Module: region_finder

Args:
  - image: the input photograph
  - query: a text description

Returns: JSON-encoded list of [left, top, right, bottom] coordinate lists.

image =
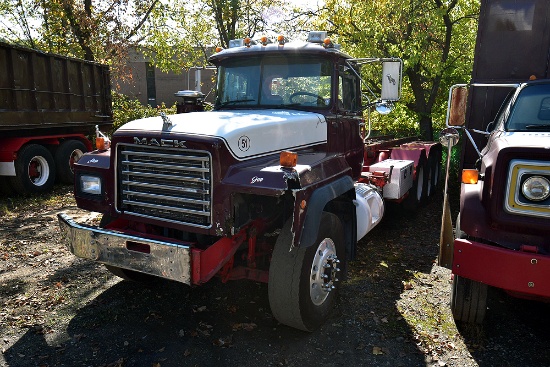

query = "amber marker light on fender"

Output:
[[462, 169, 479, 184], [280, 151, 297, 168]]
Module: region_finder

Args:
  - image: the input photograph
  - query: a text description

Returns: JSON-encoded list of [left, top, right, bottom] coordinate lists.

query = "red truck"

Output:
[[58, 31, 441, 331], [439, 0, 550, 323], [0, 42, 112, 195]]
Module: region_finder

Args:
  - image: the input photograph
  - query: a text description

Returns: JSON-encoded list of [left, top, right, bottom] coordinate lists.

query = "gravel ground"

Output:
[[1, 186, 550, 367]]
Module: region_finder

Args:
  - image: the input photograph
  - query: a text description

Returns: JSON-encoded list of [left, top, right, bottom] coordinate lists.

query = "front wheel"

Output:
[[268, 212, 345, 331], [451, 275, 488, 324]]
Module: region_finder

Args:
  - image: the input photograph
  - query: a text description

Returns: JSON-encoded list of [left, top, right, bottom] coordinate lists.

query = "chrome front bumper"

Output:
[[57, 213, 192, 284]]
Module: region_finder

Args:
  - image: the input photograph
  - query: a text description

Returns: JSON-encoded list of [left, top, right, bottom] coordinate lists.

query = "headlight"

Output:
[[522, 176, 550, 201], [80, 175, 102, 195]]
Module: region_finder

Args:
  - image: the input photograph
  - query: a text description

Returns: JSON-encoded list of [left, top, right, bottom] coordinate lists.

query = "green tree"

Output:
[[320, 0, 479, 140]]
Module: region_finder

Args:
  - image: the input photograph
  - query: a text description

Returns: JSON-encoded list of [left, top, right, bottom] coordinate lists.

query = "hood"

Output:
[[116, 110, 327, 160], [498, 131, 550, 149]]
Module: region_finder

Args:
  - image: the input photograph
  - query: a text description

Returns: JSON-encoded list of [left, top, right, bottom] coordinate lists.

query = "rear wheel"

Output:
[[9, 144, 56, 195], [268, 212, 345, 331], [55, 140, 87, 184]]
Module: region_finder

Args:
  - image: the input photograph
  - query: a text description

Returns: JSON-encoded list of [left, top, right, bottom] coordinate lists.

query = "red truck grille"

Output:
[[116, 144, 212, 227]]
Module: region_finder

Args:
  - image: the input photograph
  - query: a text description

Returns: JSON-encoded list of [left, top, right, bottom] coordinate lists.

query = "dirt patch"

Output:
[[1, 186, 550, 367]]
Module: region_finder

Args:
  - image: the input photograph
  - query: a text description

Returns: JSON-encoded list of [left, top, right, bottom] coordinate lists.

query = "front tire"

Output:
[[451, 275, 488, 324], [268, 212, 345, 331]]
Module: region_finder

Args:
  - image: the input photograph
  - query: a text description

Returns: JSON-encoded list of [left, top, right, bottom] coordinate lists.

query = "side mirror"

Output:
[[375, 102, 394, 115], [439, 127, 460, 147], [448, 86, 468, 126], [381, 61, 402, 101]]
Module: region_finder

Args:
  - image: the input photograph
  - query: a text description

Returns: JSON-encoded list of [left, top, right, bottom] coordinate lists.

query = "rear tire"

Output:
[[55, 140, 87, 184], [268, 212, 345, 331], [9, 144, 56, 195], [451, 275, 488, 324]]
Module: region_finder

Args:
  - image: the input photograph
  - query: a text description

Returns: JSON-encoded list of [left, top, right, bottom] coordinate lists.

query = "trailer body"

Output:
[[0, 42, 112, 194]]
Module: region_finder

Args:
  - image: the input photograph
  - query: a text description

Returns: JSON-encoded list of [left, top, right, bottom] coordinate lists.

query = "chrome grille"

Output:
[[117, 144, 212, 227]]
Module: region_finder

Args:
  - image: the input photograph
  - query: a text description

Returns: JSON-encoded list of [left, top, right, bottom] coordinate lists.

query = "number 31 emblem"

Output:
[[238, 135, 251, 152]]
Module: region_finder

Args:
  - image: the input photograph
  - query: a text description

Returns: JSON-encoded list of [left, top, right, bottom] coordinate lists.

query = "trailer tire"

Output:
[[9, 144, 56, 195], [402, 160, 428, 211], [451, 275, 488, 324], [55, 140, 87, 184], [268, 212, 344, 331], [100, 214, 156, 283], [427, 152, 441, 197]]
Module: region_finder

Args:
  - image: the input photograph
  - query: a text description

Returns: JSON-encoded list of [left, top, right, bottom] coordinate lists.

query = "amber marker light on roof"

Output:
[[244, 37, 251, 47], [216, 46, 223, 52], [462, 169, 479, 184], [95, 136, 106, 150], [260, 36, 268, 46], [280, 151, 297, 168], [323, 38, 332, 47], [277, 35, 285, 45]]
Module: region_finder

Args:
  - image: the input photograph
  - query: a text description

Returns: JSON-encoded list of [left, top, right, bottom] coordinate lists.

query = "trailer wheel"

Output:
[[55, 140, 87, 184], [100, 214, 156, 283], [402, 160, 428, 211], [268, 212, 344, 331], [451, 275, 488, 324], [9, 144, 56, 195], [427, 152, 441, 196]]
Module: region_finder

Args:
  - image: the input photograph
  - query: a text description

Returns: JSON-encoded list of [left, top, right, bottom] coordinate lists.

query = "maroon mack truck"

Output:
[[58, 31, 441, 331]]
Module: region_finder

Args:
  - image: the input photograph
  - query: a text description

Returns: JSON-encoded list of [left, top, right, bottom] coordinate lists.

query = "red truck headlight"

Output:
[[505, 159, 550, 218]]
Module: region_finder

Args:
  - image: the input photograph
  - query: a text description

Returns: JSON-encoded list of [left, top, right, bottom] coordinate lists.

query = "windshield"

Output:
[[215, 57, 333, 109], [507, 84, 550, 131]]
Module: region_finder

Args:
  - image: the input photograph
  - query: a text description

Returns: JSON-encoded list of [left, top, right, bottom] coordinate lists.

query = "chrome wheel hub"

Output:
[[310, 238, 340, 306]]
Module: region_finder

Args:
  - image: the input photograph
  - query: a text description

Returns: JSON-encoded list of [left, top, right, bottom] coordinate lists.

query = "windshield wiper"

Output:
[[525, 124, 550, 130], [218, 99, 256, 107]]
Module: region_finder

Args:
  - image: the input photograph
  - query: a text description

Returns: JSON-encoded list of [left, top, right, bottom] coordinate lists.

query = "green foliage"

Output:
[[111, 91, 176, 132], [317, 0, 480, 140]]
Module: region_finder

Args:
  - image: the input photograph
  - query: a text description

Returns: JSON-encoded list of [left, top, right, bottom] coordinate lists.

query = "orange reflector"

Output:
[[462, 169, 479, 184], [300, 200, 307, 210], [95, 136, 105, 150], [280, 151, 297, 168]]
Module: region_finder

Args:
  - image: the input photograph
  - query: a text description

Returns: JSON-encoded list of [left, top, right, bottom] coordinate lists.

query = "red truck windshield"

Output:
[[507, 84, 550, 131], [215, 57, 333, 110]]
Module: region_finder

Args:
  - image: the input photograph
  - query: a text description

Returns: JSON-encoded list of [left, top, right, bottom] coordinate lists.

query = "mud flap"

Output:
[[439, 193, 454, 269]]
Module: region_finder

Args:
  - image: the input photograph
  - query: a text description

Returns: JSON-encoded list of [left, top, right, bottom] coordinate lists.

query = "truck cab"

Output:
[[58, 31, 436, 331], [440, 0, 550, 324]]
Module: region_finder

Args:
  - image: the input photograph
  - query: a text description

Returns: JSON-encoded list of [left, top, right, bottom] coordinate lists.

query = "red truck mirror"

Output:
[[448, 86, 468, 126]]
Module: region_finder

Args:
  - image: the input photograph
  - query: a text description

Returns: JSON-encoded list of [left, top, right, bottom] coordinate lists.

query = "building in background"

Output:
[[115, 48, 216, 107]]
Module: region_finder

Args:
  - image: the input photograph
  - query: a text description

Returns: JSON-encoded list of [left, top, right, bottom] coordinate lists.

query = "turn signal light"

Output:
[[280, 151, 297, 168], [462, 169, 479, 184]]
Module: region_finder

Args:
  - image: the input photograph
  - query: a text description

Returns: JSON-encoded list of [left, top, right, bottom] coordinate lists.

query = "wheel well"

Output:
[[324, 192, 358, 261]]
